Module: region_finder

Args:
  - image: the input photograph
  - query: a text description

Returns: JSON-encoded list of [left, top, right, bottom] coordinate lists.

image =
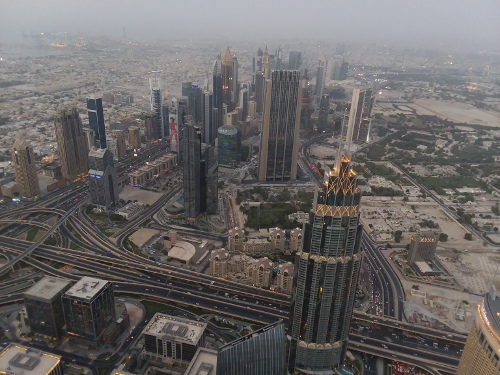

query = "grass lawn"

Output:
[[44, 236, 57, 246], [26, 228, 39, 242]]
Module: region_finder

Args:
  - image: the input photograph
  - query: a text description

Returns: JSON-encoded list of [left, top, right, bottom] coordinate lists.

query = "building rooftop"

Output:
[[63, 276, 110, 301], [143, 313, 206, 346], [24, 276, 71, 301], [0, 344, 61, 375], [184, 347, 217, 375]]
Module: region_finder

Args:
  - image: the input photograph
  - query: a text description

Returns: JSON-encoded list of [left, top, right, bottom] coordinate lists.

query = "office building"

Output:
[[182, 123, 206, 220], [0, 344, 63, 375], [54, 108, 89, 182], [345, 88, 374, 144], [128, 126, 141, 149], [339, 62, 349, 80], [254, 71, 265, 114], [288, 154, 364, 373], [83, 128, 95, 152], [161, 104, 169, 139], [238, 88, 248, 121], [142, 313, 207, 366], [11, 136, 40, 199], [86, 97, 107, 148], [457, 286, 500, 375], [217, 125, 241, 169], [23, 276, 72, 339], [258, 70, 302, 182], [149, 76, 163, 127], [315, 57, 327, 98], [212, 54, 224, 130], [62, 276, 115, 345], [88, 147, 119, 211], [171, 97, 189, 162], [288, 51, 302, 70], [144, 112, 161, 141], [203, 91, 215, 144], [110, 130, 127, 158], [222, 46, 238, 111], [203, 143, 218, 215], [318, 94, 330, 128], [262, 46, 270, 79], [182, 82, 203, 125], [407, 231, 439, 266], [217, 321, 286, 375]]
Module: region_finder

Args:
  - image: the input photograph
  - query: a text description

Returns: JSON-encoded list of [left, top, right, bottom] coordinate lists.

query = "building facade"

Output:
[[277, 262, 295, 295], [23, 276, 72, 339], [217, 125, 241, 169], [62, 277, 115, 345], [457, 286, 500, 375], [345, 88, 373, 144], [258, 70, 302, 182], [54, 108, 89, 181], [88, 147, 119, 211], [222, 46, 238, 112], [288, 155, 364, 373], [128, 126, 141, 149], [217, 321, 286, 375], [11, 136, 40, 199], [86, 96, 107, 148], [110, 130, 127, 158], [407, 231, 439, 266], [288, 51, 302, 70]]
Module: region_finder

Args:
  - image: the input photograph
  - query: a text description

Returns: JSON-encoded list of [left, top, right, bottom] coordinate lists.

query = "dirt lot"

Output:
[[119, 186, 163, 205]]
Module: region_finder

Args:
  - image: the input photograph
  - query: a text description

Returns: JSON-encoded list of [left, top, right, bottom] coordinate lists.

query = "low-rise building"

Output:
[[0, 344, 63, 375], [1, 181, 19, 198], [142, 313, 207, 367], [128, 153, 177, 186], [184, 347, 217, 375], [116, 202, 144, 220], [210, 249, 229, 278]]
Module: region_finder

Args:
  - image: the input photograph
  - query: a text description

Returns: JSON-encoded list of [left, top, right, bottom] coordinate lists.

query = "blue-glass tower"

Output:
[[86, 97, 106, 149]]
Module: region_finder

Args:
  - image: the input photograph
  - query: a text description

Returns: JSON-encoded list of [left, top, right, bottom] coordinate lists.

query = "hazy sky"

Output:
[[1, 0, 500, 50]]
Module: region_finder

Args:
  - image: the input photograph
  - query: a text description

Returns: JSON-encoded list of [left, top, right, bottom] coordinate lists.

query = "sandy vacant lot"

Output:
[[129, 228, 159, 247], [411, 99, 500, 127], [119, 186, 163, 205]]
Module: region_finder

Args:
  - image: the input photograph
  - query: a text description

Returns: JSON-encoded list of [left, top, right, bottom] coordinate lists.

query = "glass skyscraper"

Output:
[[217, 321, 286, 375], [258, 70, 302, 182], [288, 155, 363, 373], [86, 97, 107, 149]]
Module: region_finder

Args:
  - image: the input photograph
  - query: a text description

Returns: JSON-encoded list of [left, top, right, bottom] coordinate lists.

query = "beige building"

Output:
[[228, 227, 245, 253], [457, 286, 500, 375], [54, 108, 88, 181], [11, 136, 40, 199], [0, 344, 63, 375], [227, 253, 253, 274], [128, 126, 141, 149], [110, 130, 127, 158], [277, 262, 295, 294], [407, 231, 439, 267], [243, 238, 272, 257], [1, 181, 19, 198], [128, 153, 176, 186], [269, 227, 285, 252], [163, 230, 178, 250], [248, 257, 274, 288], [210, 248, 229, 278], [290, 228, 303, 252]]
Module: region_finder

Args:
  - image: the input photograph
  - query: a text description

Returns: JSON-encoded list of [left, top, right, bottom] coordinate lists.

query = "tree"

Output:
[[439, 233, 448, 242], [394, 230, 403, 243], [464, 233, 473, 241], [494, 227, 499, 233]]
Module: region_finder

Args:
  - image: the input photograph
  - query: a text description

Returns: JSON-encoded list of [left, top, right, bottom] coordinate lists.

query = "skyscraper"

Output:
[[345, 88, 374, 144], [62, 276, 115, 346], [86, 97, 107, 149], [150, 76, 162, 120], [457, 286, 500, 375], [203, 91, 215, 144], [11, 135, 40, 199], [88, 147, 119, 211], [254, 71, 265, 114], [144, 112, 161, 141], [182, 121, 206, 220], [288, 154, 363, 373], [172, 97, 189, 163], [407, 231, 439, 267], [218, 125, 241, 169], [222, 46, 238, 112], [128, 126, 141, 150], [315, 57, 327, 98], [110, 130, 127, 158], [258, 70, 302, 182], [288, 51, 302, 70], [318, 94, 330, 129], [262, 46, 270, 79], [182, 82, 203, 125], [54, 108, 88, 182], [217, 321, 286, 375], [212, 54, 224, 131]]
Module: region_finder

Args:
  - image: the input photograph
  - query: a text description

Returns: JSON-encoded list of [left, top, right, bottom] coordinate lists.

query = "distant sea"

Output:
[[0, 44, 72, 60]]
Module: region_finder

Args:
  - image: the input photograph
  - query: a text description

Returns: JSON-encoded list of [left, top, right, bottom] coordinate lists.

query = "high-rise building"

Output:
[[457, 286, 500, 375], [144, 112, 161, 141], [150, 76, 162, 120], [182, 122, 206, 220], [218, 125, 241, 169], [288, 154, 364, 373], [128, 126, 141, 150], [315, 57, 327, 98], [222, 46, 238, 112], [212, 54, 224, 130], [86, 97, 107, 149], [0, 344, 64, 375], [262, 46, 270, 79], [88, 147, 119, 211], [62, 276, 115, 345], [254, 71, 265, 114], [182, 82, 203, 125], [339, 62, 349, 81], [54, 108, 88, 182], [202, 91, 215, 144], [258, 70, 302, 182], [407, 231, 439, 266], [217, 321, 286, 375], [318, 94, 330, 128], [110, 130, 127, 158], [23, 276, 72, 339], [345, 88, 374, 144], [11, 135, 40, 199], [203, 143, 218, 215], [83, 128, 95, 151], [288, 51, 302, 70], [238, 88, 248, 121]]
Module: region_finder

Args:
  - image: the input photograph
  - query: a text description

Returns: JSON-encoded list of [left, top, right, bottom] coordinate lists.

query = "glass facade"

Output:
[[288, 155, 363, 373], [217, 125, 241, 168], [86, 97, 107, 149], [217, 321, 286, 375]]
